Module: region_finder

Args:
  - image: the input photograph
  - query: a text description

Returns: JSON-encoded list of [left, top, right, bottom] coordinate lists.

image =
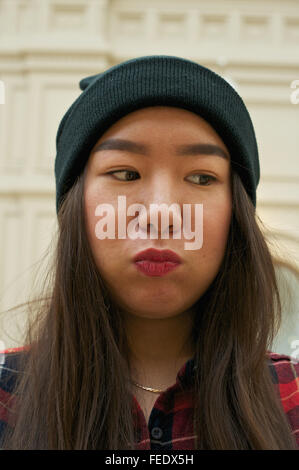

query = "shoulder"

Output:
[[267, 351, 299, 387], [266, 351, 299, 446], [0, 346, 28, 433]]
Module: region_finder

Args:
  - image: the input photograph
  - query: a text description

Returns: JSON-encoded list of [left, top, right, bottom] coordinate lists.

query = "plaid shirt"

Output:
[[0, 347, 298, 449]]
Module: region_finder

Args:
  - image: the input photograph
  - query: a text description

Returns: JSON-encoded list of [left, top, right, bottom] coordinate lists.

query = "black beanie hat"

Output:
[[54, 55, 260, 214]]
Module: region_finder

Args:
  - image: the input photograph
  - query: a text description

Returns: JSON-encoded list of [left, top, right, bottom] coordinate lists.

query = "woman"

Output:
[[0, 55, 298, 450]]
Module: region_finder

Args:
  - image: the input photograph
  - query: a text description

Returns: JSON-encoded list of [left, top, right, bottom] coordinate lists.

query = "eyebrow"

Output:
[[92, 138, 229, 160]]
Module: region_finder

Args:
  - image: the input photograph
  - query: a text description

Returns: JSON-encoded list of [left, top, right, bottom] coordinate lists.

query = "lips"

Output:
[[133, 248, 182, 264], [133, 248, 182, 277]]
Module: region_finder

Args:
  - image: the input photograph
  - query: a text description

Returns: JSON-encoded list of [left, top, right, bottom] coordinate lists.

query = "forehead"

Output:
[[91, 106, 230, 158]]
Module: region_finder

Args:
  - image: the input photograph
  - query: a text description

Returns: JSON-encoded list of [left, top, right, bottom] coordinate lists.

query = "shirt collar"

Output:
[[176, 356, 198, 389]]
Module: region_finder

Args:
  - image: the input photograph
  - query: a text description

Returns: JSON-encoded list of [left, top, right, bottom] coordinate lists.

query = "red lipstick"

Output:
[[133, 248, 182, 277]]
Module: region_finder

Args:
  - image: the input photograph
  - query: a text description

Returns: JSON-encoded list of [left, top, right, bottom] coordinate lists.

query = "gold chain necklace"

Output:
[[131, 380, 164, 394]]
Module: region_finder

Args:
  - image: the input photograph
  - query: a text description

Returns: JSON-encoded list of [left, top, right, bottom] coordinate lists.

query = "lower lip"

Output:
[[134, 260, 181, 277]]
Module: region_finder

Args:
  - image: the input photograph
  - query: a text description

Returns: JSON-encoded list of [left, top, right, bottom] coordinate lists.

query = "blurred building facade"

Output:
[[0, 0, 298, 355]]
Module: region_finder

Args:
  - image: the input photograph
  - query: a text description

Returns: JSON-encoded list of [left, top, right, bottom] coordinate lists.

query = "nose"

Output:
[[136, 184, 183, 239]]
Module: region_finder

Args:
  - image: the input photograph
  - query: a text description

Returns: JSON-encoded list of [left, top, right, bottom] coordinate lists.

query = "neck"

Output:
[[123, 308, 196, 388]]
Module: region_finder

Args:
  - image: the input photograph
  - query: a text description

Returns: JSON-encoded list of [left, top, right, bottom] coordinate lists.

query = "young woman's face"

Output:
[[84, 106, 232, 319]]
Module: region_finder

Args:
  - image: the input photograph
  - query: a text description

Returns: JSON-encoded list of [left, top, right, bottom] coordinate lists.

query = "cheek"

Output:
[[84, 177, 114, 247], [84, 191, 98, 249], [198, 201, 232, 268], [84, 191, 129, 285], [85, 219, 125, 290], [182, 201, 231, 303]]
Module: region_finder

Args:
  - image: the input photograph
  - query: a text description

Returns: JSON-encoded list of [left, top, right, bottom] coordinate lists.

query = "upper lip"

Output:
[[133, 248, 182, 264]]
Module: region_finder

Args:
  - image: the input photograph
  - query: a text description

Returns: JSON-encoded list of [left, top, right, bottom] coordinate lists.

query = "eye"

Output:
[[106, 170, 140, 181], [106, 170, 217, 185], [187, 174, 217, 186]]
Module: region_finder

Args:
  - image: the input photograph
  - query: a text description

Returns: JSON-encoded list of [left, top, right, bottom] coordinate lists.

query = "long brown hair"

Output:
[[1, 169, 298, 449]]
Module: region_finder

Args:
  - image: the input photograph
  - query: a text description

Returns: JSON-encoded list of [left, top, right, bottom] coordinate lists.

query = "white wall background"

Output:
[[0, 0, 298, 357]]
